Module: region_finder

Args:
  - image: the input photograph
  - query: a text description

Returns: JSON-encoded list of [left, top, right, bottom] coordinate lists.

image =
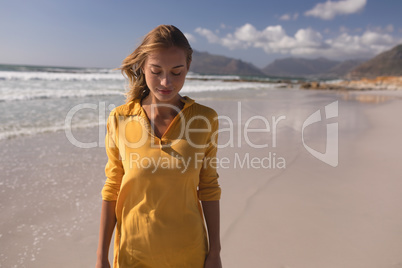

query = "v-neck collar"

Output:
[[134, 96, 195, 140]]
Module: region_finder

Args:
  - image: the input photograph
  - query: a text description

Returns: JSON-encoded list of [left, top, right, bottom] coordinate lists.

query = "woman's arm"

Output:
[[96, 200, 117, 268], [202, 200, 222, 268]]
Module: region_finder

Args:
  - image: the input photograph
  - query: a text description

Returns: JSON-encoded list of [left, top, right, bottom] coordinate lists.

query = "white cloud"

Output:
[[324, 31, 398, 59], [194, 23, 402, 60], [279, 14, 291, 21], [305, 0, 367, 20], [295, 28, 324, 47], [184, 33, 196, 43], [195, 24, 326, 55], [194, 28, 220, 44], [366, 24, 396, 35], [279, 12, 299, 21]]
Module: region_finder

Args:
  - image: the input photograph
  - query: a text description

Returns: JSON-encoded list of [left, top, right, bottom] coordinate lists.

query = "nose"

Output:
[[160, 74, 172, 87]]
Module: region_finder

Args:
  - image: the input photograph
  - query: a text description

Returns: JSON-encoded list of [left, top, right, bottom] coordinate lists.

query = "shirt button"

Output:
[[160, 139, 170, 149], [160, 139, 165, 149]]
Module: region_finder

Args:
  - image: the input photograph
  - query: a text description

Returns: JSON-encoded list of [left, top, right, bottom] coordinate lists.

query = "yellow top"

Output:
[[102, 96, 221, 268]]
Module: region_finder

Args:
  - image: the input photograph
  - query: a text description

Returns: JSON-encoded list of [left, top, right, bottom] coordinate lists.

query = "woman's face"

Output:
[[143, 46, 188, 104]]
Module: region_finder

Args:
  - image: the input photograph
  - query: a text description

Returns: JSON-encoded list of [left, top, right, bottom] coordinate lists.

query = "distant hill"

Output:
[[190, 50, 265, 76], [189, 45, 402, 79], [327, 59, 367, 77], [348, 44, 402, 78], [262, 57, 363, 78], [262, 57, 339, 77]]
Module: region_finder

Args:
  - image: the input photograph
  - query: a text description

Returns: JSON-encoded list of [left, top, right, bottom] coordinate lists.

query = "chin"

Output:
[[154, 91, 180, 102]]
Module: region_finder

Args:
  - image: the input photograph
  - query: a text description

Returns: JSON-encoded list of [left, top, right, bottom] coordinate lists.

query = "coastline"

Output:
[[190, 75, 402, 93], [300, 76, 402, 91]]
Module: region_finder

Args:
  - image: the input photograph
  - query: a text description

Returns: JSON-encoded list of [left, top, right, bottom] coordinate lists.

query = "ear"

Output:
[[187, 60, 192, 71]]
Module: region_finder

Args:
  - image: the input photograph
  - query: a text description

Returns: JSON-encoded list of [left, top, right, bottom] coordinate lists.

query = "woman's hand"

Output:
[[204, 251, 222, 268], [95, 258, 110, 268]]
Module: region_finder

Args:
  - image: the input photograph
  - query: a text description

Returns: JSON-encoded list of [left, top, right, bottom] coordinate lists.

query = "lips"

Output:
[[157, 88, 172, 95]]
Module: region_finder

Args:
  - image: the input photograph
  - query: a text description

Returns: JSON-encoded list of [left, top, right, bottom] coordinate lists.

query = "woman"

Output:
[[96, 25, 222, 268]]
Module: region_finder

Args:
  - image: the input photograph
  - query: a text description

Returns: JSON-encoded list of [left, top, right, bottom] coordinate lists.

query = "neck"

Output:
[[141, 94, 184, 118]]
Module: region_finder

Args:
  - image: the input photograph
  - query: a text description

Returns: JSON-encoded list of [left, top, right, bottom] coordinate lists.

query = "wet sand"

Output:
[[1, 88, 402, 267]]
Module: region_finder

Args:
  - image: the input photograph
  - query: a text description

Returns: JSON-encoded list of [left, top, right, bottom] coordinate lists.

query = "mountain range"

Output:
[[261, 57, 366, 78], [190, 50, 265, 76], [190, 44, 402, 79], [348, 44, 402, 78]]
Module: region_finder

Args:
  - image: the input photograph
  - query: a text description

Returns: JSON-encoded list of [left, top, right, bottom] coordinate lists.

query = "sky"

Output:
[[0, 0, 401, 68]]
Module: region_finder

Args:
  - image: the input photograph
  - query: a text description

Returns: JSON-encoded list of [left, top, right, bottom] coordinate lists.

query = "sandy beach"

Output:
[[1, 88, 402, 268]]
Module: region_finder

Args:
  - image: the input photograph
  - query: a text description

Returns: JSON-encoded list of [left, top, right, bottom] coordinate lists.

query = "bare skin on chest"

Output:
[[141, 100, 184, 139]]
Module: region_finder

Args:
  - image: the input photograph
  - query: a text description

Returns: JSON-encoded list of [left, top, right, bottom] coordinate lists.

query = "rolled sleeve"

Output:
[[102, 110, 124, 201], [198, 111, 221, 201]]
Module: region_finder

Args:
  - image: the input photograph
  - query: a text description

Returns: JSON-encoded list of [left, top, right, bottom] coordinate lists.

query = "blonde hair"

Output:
[[120, 25, 193, 103]]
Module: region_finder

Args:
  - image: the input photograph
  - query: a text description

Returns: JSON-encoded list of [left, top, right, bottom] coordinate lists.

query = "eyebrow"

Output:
[[150, 64, 185, 69]]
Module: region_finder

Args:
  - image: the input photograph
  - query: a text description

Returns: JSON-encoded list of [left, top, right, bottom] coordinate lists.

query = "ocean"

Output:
[[0, 64, 288, 141]]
